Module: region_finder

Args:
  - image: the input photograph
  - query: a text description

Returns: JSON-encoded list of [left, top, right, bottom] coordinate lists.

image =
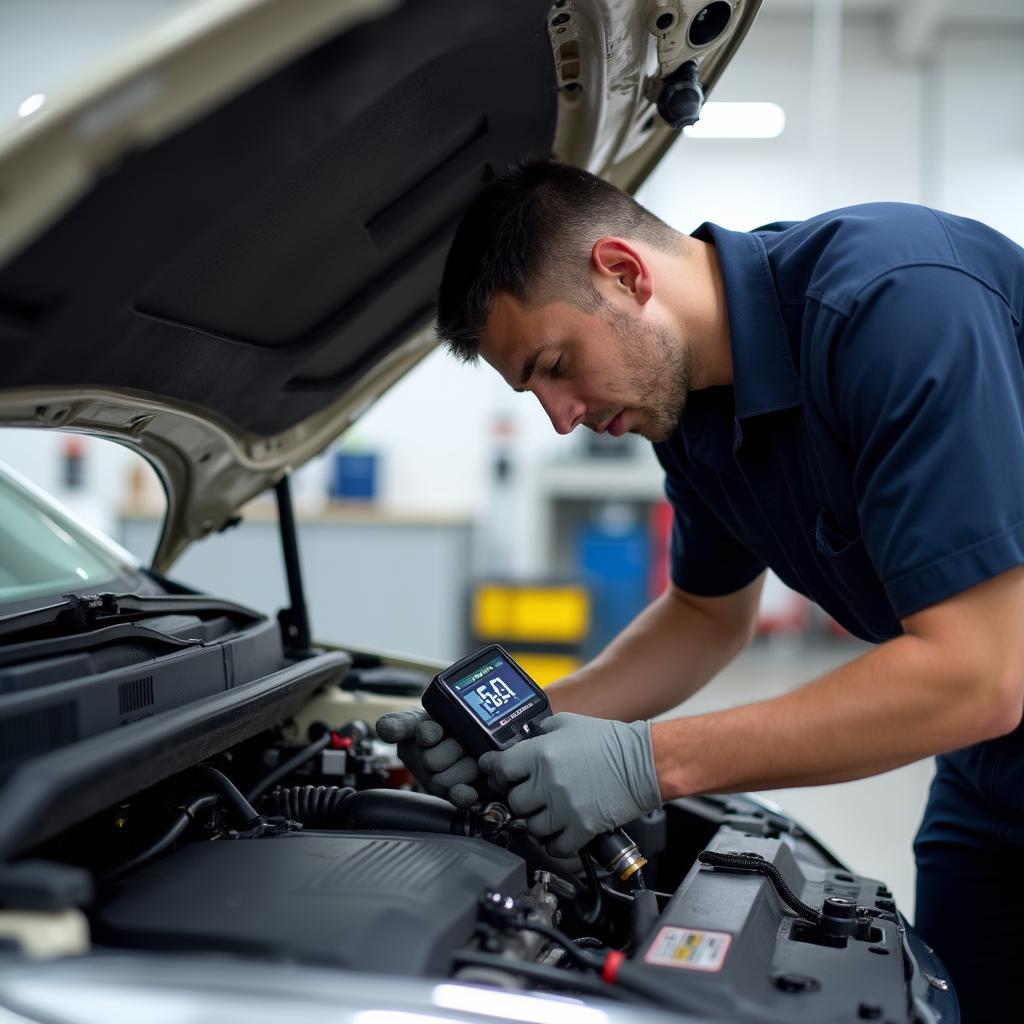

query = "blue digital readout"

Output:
[[450, 656, 536, 728]]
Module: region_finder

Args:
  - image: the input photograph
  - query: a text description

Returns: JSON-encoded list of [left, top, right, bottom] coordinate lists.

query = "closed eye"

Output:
[[548, 355, 564, 378]]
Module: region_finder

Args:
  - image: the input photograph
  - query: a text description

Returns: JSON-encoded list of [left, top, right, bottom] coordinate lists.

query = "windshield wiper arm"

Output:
[[0, 592, 263, 643]]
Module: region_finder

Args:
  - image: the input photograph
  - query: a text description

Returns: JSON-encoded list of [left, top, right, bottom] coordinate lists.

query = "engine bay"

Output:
[[0, 662, 956, 1024]]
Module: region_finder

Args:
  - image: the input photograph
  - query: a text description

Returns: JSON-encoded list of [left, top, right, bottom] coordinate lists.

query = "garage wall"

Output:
[[929, 30, 1024, 243]]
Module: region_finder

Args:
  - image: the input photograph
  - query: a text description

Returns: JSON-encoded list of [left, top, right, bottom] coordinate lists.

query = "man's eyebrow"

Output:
[[513, 344, 549, 392]]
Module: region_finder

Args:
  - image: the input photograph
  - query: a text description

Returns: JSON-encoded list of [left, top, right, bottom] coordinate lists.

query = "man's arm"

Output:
[[654, 565, 1024, 799], [479, 566, 1024, 858], [546, 573, 765, 721], [377, 574, 762, 807]]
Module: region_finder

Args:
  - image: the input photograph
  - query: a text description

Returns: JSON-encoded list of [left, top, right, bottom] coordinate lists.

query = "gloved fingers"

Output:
[[524, 805, 560, 842], [547, 828, 589, 860], [506, 780, 545, 818], [535, 712, 578, 735], [421, 737, 466, 773], [432, 755, 479, 790], [447, 782, 481, 809], [393, 739, 443, 796], [375, 709, 426, 744], [478, 746, 532, 790], [414, 717, 446, 747]]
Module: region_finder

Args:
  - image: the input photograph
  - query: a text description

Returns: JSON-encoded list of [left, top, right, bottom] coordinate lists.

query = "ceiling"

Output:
[[764, 0, 1024, 60]]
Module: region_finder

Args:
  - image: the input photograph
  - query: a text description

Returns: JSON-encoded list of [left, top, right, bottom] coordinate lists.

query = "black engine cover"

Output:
[[97, 830, 525, 974]]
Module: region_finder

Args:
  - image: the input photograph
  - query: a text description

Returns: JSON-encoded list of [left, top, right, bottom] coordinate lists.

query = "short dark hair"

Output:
[[436, 161, 679, 362]]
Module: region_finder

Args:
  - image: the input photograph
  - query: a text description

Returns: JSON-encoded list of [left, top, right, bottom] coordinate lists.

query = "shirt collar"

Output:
[[692, 221, 802, 419]]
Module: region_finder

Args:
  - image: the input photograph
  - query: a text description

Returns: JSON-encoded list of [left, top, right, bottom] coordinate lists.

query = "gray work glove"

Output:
[[375, 709, 481, 808], [478, 712, 663, 858]]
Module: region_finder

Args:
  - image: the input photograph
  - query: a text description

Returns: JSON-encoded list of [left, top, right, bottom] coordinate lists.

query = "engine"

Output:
[[97, 825, 528, 975], [77, 729, 954, 1024], [7, 712, 957, 1024]]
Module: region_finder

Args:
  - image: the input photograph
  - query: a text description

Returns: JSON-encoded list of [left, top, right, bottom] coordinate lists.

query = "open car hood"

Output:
[[0, 0, 760, 571]]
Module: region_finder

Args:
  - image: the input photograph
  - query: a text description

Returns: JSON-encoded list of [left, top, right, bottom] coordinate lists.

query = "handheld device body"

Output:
[[422, 644, 550, 760], [423, 644, 647, 885]]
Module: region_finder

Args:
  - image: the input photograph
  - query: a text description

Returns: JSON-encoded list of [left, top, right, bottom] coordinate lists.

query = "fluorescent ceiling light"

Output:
[[684, 102, 785, 139], [17, 93, 46, 118]]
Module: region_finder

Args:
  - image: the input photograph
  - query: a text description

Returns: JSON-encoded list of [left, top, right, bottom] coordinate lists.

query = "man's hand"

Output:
[[375, 709, 481, 807], [478, 712, 663, 858]]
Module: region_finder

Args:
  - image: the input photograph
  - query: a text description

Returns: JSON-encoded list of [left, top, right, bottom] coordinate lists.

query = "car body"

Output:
[[0, 2, 957, 1022]]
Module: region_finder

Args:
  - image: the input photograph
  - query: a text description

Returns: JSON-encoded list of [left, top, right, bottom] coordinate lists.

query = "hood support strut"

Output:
[[275, 475, 312, 659]]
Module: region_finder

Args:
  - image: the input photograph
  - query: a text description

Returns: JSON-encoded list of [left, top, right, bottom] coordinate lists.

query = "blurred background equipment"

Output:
[[469, 580, 590, 685]]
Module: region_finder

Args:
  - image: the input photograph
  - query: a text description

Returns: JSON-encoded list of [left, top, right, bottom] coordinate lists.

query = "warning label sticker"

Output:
[[644, 926, 732, 972]]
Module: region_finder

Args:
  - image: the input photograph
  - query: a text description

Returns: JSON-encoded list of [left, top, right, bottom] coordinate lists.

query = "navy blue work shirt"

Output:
[[653, 203, 1024, 642]]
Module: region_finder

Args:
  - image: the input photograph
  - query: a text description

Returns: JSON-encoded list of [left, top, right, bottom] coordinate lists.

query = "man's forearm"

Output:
[[547, 577, 763, 721], [654, 629, 1021, 799]]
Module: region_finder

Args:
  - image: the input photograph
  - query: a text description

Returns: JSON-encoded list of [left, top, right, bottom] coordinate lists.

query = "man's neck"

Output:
[[664, 237, 733, 391]]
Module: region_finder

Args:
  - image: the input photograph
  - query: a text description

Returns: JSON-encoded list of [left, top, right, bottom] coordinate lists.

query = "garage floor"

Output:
[[662, 638, 934, 921]]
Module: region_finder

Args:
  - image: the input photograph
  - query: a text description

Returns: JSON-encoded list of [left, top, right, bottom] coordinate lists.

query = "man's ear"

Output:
[[591, 237, 654, 306]]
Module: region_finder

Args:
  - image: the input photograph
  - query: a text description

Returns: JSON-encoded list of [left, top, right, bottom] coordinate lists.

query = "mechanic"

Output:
[[377, 161, 1024, 1021]]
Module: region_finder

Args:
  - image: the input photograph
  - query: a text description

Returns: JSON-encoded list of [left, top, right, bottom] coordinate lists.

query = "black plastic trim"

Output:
[[0, 651, 351, 859]]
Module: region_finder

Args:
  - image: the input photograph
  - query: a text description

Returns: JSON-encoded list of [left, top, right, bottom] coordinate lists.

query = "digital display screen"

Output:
[[448, 654, 538, 729]]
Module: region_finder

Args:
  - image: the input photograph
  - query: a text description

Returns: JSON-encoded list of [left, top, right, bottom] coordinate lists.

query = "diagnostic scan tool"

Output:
[[424, 644, 647, 883], [423, 644, 550, 758]]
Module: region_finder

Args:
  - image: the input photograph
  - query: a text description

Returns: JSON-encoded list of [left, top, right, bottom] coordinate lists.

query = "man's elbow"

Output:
[[965, 669, 1024, 742], [982, 675, 1024, 739]]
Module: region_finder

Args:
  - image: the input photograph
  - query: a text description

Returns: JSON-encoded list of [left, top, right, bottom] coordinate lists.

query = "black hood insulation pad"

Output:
[[0, 0, 556, 436]]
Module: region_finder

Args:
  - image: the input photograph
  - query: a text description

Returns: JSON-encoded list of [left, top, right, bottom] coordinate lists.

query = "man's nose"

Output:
[[535, 383, 584, 435]]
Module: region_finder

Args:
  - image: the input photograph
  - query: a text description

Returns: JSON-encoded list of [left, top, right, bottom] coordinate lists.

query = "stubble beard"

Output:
[[610, 308, 692, 443]]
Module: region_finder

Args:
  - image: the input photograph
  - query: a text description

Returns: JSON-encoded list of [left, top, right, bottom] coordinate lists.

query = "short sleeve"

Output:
[[654, 443, 765, 597], [829, 265, 1024, 617]]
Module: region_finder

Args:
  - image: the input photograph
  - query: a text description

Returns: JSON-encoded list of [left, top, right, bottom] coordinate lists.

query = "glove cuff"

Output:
[[624, 719, 664, 815]]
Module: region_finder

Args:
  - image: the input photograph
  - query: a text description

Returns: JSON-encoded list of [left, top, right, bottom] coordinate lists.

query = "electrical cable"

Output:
[[451, 950, 647, 1004], [104, 794, 219, 882], [510, 920, 603, 973], [697, 850, 823, 924], [246, 733, 333, 803], [577, 848, 603, 924], [626, 888, 660, 955], [599, 882, 635, 904]]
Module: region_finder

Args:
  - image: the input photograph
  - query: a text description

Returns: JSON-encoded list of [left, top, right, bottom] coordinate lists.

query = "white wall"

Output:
[[930, 30, 1024, 241]]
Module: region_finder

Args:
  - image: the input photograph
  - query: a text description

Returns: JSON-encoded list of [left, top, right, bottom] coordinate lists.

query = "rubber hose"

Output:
[[627, 888, 660, 953], [266, 787, 463, 834], [195, 765, 261, 828], [105, 793, 220, 882], [267, 785, 355, 828], [343, 789, 464, 833]]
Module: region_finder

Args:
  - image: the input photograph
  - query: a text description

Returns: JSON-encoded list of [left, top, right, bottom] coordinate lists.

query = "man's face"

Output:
[[479, 291, 691, 442]]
